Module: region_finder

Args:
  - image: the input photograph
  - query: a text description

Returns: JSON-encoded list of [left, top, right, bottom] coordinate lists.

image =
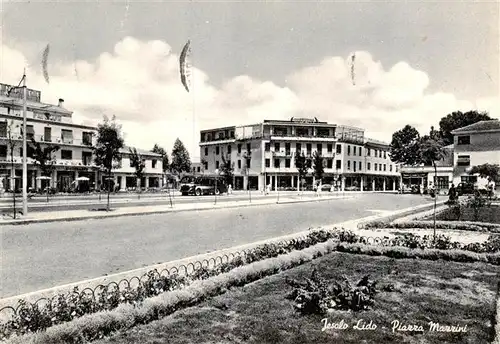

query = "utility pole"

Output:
[[22, 70, 28, 216]]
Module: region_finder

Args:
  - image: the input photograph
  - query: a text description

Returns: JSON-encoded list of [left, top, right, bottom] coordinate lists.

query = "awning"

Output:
[[26, 126, 35, 134]]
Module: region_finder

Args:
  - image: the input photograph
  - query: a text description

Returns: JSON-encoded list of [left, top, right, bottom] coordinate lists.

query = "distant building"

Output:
[[0, 82, 162, 192], [451, 119, 500, 188], [199, 118, 400, 191], [190, 161, 204, 175]]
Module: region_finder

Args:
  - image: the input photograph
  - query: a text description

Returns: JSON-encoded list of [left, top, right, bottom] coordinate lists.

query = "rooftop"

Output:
[[451, 120, 500, 134], [0, 95, 73, 116], [120, 146, 162, 157]]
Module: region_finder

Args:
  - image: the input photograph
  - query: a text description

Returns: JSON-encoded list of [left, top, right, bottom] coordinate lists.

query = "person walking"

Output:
[[448, 183, 457, 204]]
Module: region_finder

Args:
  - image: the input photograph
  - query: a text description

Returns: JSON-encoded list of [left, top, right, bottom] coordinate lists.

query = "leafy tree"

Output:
[[469, 163, 500, 183], [389, 125, 421, 166], [220, 154, 234, 186], [93, 116, 124, 211], [312, 151, 324, 183], [6, 121, 18, 218], [295, 151, 311, 191], [170, 138, 191, 176], [151, 144, 169, 173], [129, 147, 146, 199], [29, 138, 60, 177], [438, 110, 491, 145]]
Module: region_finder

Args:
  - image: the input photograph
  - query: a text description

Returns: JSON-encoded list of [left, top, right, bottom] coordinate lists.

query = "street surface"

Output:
[[0, 193, 433, 298]]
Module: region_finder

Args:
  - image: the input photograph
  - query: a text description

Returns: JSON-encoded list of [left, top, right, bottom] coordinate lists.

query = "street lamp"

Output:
[[214, 168, 219, 205], [6, 71, 28, 216]]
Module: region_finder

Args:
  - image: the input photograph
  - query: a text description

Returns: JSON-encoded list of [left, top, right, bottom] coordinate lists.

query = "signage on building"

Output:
[[33, 112, 62, 122], [290, 117, 319, 123], [0, 83, 41, 102]]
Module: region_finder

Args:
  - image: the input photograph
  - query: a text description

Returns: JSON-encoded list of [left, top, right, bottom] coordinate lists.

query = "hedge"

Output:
[[359, 220, 500, 232]]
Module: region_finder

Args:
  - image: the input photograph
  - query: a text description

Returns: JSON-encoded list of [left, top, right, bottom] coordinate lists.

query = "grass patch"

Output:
[[94, 252, 499, 344], [436, 205, 500, 224]]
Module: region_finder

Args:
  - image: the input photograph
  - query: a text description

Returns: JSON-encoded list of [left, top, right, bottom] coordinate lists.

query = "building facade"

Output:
[[0, 83, 162, 192], [199, 118, 400, 191], [451, 120, 500, 188]]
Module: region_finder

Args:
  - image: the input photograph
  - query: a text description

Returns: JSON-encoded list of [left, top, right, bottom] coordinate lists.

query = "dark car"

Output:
[[180, 176, 227, 196], [179, 175, 197, 196], [456, 183, 474, 196]]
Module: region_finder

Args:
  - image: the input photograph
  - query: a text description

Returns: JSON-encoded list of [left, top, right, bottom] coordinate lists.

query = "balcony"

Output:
[[0, 133, 95, 146]]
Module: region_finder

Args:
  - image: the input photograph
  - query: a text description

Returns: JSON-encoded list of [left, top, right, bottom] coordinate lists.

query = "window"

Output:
[[347, 160, 351, 170], [306, 144, 312, 155], [457, 136, 471, 145], [435, 176, 449, 190], [216, 161, 219, 169], [238, 160, 241, 169], [461, 175, 477, 184], [265, 159, 270, 168], [296, 143, 302, 153], [230, 131, 234, 138], [197, 167, 201, 173], [61, 129, 73, 144], [285, 143, 291, 155], [358, 147, 362, 156], [379, 150, 382, 158], [237, 144, 242, 154], [25, 125, 35, 140], [265, 143, 270, 152], [227, 145, 232, 154], [204, 147, 208, 156], [44, 127, 52, 142], [129, 158, 134, 167], [336, 144, 342, 154], [0, 145, 6, 158], [0, 122, 6, 137], [327, 159, 333, 169], [82, 151, 92, 165], [246, 143, 251, 152], [347, 145, 351, 156], [353, 162, 356, 172], [246, 158, 251, 168], [374, 163, 378, 171], [336, 160, 341, 169], [383, 164, 386, 171], [383, 151, 387, 159], [457, 155, 471, 166], [274, 142, 280, 152], [367, 162, 371, 170], [204, 161, 208, 170], [366, 148, 370, 156], [317, 144, 322, 154], [285, 159, 291, 168], [359, 161, 362, 170], [216, 146, 220, 155], [152, 160, 157, 168], [61, 150, 73, 160], [274, 159, 280, 168], [390, 165, 393, 172], [82, 132, 92, 146]]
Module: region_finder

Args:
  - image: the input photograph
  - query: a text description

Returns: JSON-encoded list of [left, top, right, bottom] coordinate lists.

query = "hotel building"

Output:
[[199, 118, 400, 191], [0, 83, 163, 192]]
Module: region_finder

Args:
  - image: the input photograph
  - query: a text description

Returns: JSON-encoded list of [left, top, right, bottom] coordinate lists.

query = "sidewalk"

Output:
[[0, 193, 355, 225]]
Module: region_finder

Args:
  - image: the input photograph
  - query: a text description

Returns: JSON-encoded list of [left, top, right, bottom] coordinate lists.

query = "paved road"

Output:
[[0, 193, 433, 298]]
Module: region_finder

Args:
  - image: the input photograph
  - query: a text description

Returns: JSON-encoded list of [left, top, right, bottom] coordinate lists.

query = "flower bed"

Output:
[[4, 228, 500, 343], [360, 219, 500, 232]]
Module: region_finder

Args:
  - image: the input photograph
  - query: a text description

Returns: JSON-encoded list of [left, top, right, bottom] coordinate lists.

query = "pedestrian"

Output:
[[316, 181, 322, 197], [227, 184, 233, 195], [266, 183, 271, 195], [448, 183, 457, 204], [428, 182, 435, 198]]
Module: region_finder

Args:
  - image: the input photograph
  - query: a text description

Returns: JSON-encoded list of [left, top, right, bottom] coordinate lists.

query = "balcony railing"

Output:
[[0, 133, 94, 146]]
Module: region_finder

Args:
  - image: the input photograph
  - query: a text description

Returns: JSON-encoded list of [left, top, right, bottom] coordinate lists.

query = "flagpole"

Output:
[[22, 69, 28, 216]]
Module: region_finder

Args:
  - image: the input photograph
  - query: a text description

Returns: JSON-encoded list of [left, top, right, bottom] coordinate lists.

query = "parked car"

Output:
[[456, 183, 475, 196], [179, 175, 197, 196], [180, 176, 227, 196], [344, 186, 360, 191]]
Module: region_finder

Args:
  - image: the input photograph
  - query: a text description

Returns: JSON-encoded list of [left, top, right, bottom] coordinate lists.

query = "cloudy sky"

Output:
[[0, 0, 498, 160]]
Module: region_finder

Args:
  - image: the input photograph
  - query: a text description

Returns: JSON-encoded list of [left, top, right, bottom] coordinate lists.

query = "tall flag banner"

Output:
[[42, 44, 50, 84], [179, 40, 191, 93], [351, 53, 356, 86]]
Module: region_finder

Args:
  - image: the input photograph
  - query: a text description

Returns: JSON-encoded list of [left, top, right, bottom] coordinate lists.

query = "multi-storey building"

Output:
[[452, 120, 500, 188], [199, 118, 400, 191], [0, 83, 163, 192]]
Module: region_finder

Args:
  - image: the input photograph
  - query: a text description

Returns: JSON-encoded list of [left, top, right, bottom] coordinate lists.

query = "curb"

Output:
[[0, 195, 354, 226]]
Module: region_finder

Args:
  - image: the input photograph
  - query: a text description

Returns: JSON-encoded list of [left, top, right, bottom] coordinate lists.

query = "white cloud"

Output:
[[0, 36, 498, 160]]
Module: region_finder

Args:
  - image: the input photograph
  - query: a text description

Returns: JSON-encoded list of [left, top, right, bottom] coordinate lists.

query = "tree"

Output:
[[93, 116, 124, 211], [151, 144, 170, 173], [170, 138, 191, 176], [6, 121, 18, 218], [389, 125, 421, 166], [312, 151, 324, 183], [129, 147, 146, 199], [469, 163, 500, 183], [29, 137, 60, 202], [220, 154, 234, 186], [295, 152, 311, 191], [438, 110, 491, 145]]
